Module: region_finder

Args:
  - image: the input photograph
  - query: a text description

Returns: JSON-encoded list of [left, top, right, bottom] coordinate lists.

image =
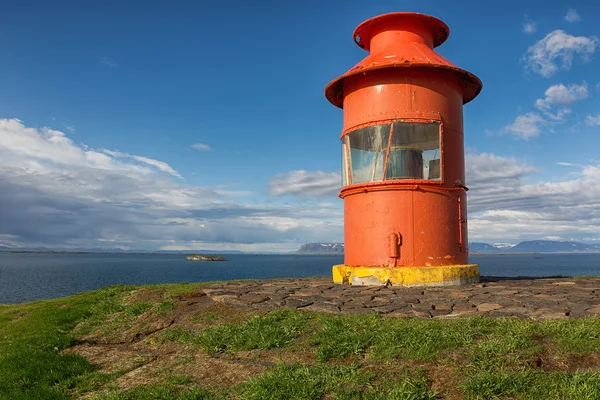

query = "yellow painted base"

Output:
[[332, 264, 480, 287]]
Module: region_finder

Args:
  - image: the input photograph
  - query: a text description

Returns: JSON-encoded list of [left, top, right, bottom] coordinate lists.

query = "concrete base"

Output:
[[332, 264, 480, 287]]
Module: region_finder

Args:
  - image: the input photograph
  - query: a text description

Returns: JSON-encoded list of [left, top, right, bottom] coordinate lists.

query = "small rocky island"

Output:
[[185, 254, 227, 262]]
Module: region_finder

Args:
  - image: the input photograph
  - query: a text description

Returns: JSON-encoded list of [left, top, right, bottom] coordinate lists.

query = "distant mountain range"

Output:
[[0, 246, 243, 254], [470, 240, 600, 253], [296, 240, 600, 255], [296, 243, 344, 255], [2, 240, 598, 255]]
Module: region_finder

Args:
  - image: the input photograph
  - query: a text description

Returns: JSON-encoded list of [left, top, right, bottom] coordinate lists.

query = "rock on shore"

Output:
[[185, 254, 227, 261]]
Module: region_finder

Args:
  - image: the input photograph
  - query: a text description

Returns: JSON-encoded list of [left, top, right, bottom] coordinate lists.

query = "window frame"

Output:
[[341, 117, 444, 188]]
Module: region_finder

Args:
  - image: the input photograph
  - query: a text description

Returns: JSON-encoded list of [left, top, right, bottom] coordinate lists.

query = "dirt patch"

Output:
[[106, 342, 265, 390], [77, 310, 175, 345], [360, 360, 465, 400], [176, 301, 256, 329], [427, 362, 465, 400], [167, 351, 265, 388], [232, 345, 317, 367], [536, 337, 600, 372], [123, 288, 165, 305], [69, 294, 270, 395], [64, 343, 155, 374]]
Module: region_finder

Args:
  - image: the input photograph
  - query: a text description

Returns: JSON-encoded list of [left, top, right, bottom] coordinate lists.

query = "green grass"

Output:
[[371, 317, 492, 361], [0, 285, 135, 399], [156, 299, 177, 314], [462, 370, 600, 399], [312, 313, 381, 361], [3, 281, 600, 399], [240, 364, 436, 400], [160, 309, 310, 353], [191, 311, 223, 322], [0, 281, 209, 399], [312, 314, 538, 363], [92, 384, 216, 400], [124, 301, 153, 317], [539, 317, 600, 353]]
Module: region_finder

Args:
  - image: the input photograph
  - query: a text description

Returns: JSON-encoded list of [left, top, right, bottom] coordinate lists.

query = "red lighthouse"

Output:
[[325, 12, 483, 286]]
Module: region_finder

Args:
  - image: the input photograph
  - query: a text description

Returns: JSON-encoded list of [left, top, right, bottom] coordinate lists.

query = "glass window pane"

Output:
[[341, 121, 441, 186], [345, 124, 390, 184], [386, 122, 441, 181], [342, 136, 349, 186]]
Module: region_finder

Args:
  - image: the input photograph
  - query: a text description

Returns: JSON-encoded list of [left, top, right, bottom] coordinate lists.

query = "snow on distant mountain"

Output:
[[296, 243, 344, 255], [470, 240, 600, 253], [469, 243, 502, 253], [505, 240, 597, 253], [493, 243, 517, 250]]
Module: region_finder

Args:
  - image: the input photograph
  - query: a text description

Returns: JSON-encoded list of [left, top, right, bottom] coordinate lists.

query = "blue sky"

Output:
[[1, 0, 599, 251]]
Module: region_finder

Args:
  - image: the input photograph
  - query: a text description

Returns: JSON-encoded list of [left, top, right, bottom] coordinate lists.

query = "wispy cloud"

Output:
[[565, 9, 581, 23], [585, 114, 600, 126], [503, 112, 546, 139], [557, 162, 578, 167], [131, 155, 182, 179], [524, 30, 597, 77], [268, 170, 340, 197], [523, 20, 536, 34], [101, 149, 183, 179], [99, 56, 118, 68], [191, 143, 211, 151]]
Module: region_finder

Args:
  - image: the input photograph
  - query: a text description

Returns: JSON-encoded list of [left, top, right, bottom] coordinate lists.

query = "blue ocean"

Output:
[[1, 252, 599, 304]]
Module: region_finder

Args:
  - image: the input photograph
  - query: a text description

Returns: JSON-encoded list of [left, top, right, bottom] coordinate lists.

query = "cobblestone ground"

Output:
[[201, 277, 600, 319]]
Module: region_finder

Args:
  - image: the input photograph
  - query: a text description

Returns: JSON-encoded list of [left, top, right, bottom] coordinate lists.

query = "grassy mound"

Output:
[[2, 281, 600, 399]]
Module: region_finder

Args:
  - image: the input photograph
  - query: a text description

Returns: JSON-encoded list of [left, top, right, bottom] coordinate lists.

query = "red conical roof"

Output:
[[325, 12, 483, 108]]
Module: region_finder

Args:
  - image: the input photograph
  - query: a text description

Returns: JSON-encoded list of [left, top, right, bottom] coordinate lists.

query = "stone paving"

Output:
[[201, 277, 600, 319]]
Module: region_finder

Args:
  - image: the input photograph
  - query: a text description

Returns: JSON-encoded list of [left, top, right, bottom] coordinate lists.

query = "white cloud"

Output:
[[565, 9, 581, 23], [130, 155, 182, 179], [4, 119, 600, 249], [191, 143, 211, 151], [556, 162, 577, 167], [99, 57, 118, 68], [504, 82, 588, 139], [534, 82, 588, 110], [0, 119, 343, 251], [268, 170, 341, 196], [465, 152, 600, 242], [466, 153, 538, 214], [523, 21, 536, 34], [524, 30, 597, 77], [543, 107, 572, 121], [585, 114, 600, 126], [503, 112, 546, 139], [100, 149, 182, 178]]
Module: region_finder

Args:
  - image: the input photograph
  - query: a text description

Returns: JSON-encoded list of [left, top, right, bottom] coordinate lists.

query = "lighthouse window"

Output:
[[342, 121, 441, 186], [386, 122, 441, 181], [344, 124, 391, 184]]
